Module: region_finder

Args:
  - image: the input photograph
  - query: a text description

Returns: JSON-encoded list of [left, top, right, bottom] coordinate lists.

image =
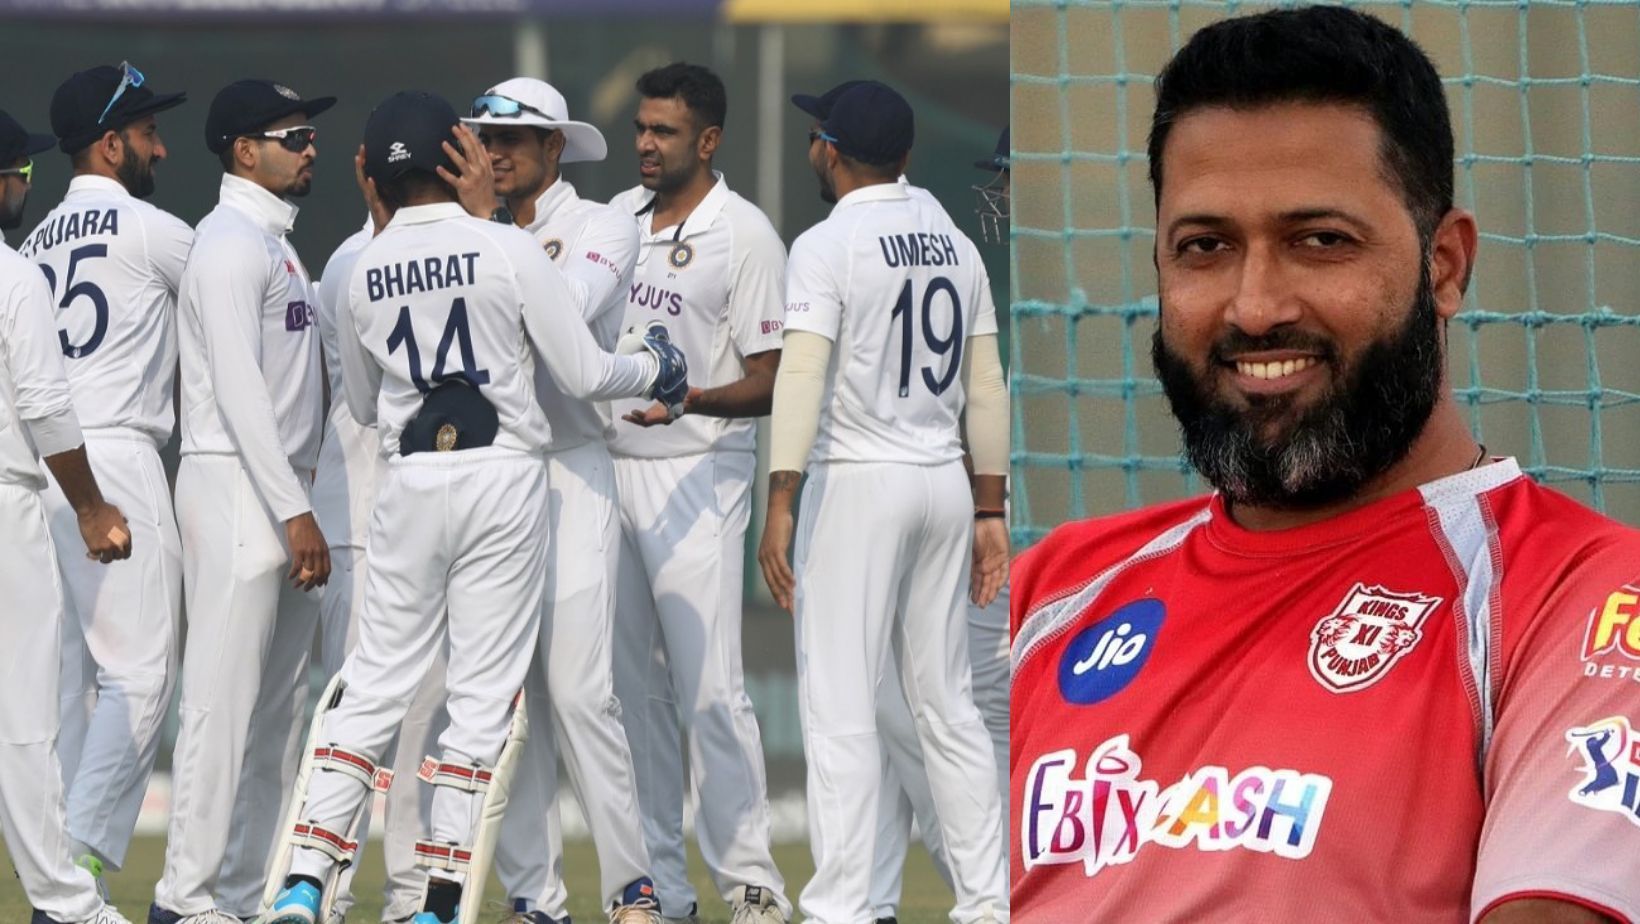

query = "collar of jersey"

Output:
[[1203, 456, 1523, 557], [386, 202, 469, 227], [633, 170, 729, 242], [219, 173, 298, 237], [529, 177, 579, 229], [66, 174, 131, 199], [834, 181, 910, 210]]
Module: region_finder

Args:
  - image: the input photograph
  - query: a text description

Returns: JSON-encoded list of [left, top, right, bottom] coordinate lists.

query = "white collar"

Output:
[[527, 177, 579, 232], [386, 202, 469, 227], [632, 170, 731, 240], [834, 181, 910, 211], [219, 173, 299, 237], [67, 174, 132, 198]]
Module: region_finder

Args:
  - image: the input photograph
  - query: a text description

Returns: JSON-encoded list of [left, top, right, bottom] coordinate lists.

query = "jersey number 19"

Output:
[[891, 276, 963, 398]]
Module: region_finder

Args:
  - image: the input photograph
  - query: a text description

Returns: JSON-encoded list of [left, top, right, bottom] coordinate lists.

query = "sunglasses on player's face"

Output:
[[470, 94, 552, 121], [0, 161, 33, 183], [98, 60, 145, 125], [242, 126, 317, 153]]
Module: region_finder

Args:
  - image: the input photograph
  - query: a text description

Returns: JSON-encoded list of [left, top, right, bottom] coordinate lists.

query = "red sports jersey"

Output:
[[1010, 459, 1640, 922]]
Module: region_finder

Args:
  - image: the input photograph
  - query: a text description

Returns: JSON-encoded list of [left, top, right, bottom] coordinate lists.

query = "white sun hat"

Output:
[[462, 77, 608, 164]]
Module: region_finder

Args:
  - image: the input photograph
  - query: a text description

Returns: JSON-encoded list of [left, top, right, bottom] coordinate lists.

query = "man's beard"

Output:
[[1152, 267, 1444, 510], [116, 148, 155, 199], [815, 162, 837, 204], [642, 155, 694, 194]]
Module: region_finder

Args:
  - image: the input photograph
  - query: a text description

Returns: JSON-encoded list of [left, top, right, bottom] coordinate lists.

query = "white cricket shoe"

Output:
[[81, 904, 134, 924], [727, 886, 785, 924], [177, 912, 246, 924]]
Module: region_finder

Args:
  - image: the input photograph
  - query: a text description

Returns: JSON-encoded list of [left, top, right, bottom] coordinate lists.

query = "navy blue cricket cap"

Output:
[[976, 126, 1009, 172], [0, 110, 57, 165], [51, 63, 186, 155], [363, 90, 459, 182], [206, 79, 335, 154], [818, 80, 914, 167], [790, 79, 867, 121]]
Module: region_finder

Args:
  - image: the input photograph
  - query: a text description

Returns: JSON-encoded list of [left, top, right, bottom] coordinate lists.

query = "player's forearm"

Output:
[[42, 444, 106, 515], [974, 474, 1007, 512], [691, 368, 775, 418], [768, 469, 801, 512], [1478, 899, 1615, 924]]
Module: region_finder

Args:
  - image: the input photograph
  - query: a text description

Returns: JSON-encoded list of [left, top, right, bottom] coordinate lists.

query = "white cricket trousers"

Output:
[[870, 585, 1011, 917], [0, 483, 105, 923], [43, 429, 182, 871], [610, 451, 788, 918], [155, 455, 320, 918], [496, 439, 650, 913], [289, 447, 548, 891], [793, 460, 1008, 924], [318, 544, 449, 922]]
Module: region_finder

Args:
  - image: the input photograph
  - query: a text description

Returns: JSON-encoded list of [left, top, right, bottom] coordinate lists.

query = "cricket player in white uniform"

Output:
[[14, 64, 188, 897], [264, 90, 687, 924], [756, 82, 1010, 924], [0, 106, 136, 924], [152, 79, 336, 924], [459, 77, 661, 924], [605, 62, 788, 924], [312, 207, 448, 924]]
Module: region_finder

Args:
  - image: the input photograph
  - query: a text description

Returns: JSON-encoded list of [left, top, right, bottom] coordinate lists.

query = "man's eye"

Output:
[[1178, 237, 1226, 254], [1299, 231, 1350, 248]]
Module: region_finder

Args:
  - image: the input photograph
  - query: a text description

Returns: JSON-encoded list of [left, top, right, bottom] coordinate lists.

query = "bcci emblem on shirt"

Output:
[[668, 241, 693, 269], [1308, 584, 1443, 694]]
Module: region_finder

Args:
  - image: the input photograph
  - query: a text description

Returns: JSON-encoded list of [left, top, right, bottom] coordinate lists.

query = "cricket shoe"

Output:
[[657, 902, 698, 924], [145, 908, 243, 924], [410, 915, 452, 924], [499, 897, 569, 924], [31, 903, 133, 924], [265, 880, 323, 924], [608, 878, 659, 924], [728, 886, 785, 924]]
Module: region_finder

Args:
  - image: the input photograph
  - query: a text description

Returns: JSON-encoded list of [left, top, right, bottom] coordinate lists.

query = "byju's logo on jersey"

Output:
[[1308, 584, 1442, 694], [387, 142, 410, 164], [1057, 599, 1164, 705], [1565, 716, 1640, 827], [1022, 735, 1332, 876], [1581, 587, 1640, 686]]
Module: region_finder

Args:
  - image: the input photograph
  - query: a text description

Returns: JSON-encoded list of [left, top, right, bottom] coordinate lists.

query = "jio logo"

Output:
[[1057, 598, 1165, 705]]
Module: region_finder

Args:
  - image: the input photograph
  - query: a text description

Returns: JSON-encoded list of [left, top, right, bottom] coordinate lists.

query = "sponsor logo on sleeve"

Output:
[[1581, 588, 1640, 685], [1308, 584, 1442, 693], [1021, 735, 1332, 876], [760, 319, 783, 335], [285, 300, 314, 332], [1057, 598, 1164, 706], [1566, 716, 1640, 827]]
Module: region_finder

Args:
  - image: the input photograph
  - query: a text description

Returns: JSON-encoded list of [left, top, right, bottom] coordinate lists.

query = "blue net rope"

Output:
[[1011, 0, 1640, 546]]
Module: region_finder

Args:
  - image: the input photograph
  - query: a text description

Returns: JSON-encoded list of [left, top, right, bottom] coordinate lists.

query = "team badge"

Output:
[[542, 239, 563, 261], [1565, 716, 1640, 826], [1308, 583, 1442, 693], [435, 423, 458, 452], [668, 242, 694, 269]]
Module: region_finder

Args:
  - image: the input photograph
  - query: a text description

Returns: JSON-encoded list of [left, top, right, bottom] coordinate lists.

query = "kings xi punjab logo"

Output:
[[1308, 584, 1443, 694]]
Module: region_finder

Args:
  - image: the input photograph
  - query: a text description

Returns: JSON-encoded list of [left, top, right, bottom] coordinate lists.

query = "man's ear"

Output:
[[1428, 208, 1478, 321], [697, 124, 722, 160]]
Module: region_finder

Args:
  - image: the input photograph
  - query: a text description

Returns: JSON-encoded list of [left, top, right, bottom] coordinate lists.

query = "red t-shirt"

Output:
[[1010, 459, 1640, 922]]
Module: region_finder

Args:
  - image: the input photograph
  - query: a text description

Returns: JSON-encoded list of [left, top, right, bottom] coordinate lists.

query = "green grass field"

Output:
[[2, 836, 955, 923]]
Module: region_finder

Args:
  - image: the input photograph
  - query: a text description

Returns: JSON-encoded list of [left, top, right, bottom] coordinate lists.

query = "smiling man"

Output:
[[1010, 8, 1640, 923]]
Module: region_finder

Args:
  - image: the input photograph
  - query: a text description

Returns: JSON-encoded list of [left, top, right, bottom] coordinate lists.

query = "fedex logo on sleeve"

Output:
[[1022, 735, 1332, 877], [1581, 587, 1640, 685]]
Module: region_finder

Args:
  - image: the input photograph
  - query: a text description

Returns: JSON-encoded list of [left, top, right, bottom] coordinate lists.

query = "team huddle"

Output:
[[0, 57, 1010, 924]]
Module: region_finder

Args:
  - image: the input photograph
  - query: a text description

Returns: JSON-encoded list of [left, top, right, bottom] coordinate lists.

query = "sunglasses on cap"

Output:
[[470, 94, 552, 121], [240, 125, 318, 153], [0, 160, 32, 183], [98, 60, 145, 125]]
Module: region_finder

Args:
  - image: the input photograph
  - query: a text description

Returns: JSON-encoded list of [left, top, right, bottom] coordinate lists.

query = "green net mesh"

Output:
[[1011, 0, 1640, 545]]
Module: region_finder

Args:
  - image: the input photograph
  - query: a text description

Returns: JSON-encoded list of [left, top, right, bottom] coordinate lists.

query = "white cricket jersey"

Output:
[[606, 172, 786, 458], [312, 218, 382, 550], [339, 202, 657, 458], [0, 246, 83, 490], [178, 173, 323, 523], [16, 175, 191, 447], [525, 178, 638, 452], [783, 181, 998, 466]]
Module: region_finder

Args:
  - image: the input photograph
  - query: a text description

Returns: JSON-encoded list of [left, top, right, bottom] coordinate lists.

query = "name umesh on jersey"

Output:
[[1010, 460, 1640, 922]]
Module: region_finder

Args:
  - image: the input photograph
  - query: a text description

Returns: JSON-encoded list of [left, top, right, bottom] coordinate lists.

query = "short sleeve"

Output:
[[782, 228, 844, 342], [1471, 548, 1640, 923], [726, 211, 787, 356]]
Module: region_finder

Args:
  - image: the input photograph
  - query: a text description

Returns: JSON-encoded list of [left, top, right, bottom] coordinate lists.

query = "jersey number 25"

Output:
[[37, 244, 109, 360], [386, 297, 492, 395], [891, 276, 964, 397]]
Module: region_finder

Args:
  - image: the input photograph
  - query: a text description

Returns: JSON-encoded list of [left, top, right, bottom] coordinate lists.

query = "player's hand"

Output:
[[285, 512, 331, 591], [757, 505, 797, 613], [620, 387, 700, 427], [970, 517, 1009, 607], [78, 502, 131, 564], [355, 144, 390, 235], [439, 124, 499, 220]]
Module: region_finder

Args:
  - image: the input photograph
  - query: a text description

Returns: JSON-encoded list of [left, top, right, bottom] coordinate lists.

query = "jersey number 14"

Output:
[[891, 276, 963, 397], [386, 298, 492, 394]]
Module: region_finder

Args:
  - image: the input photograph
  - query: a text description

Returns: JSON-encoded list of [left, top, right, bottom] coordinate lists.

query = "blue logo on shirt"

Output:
[[1058, 598, 1165, 705]]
